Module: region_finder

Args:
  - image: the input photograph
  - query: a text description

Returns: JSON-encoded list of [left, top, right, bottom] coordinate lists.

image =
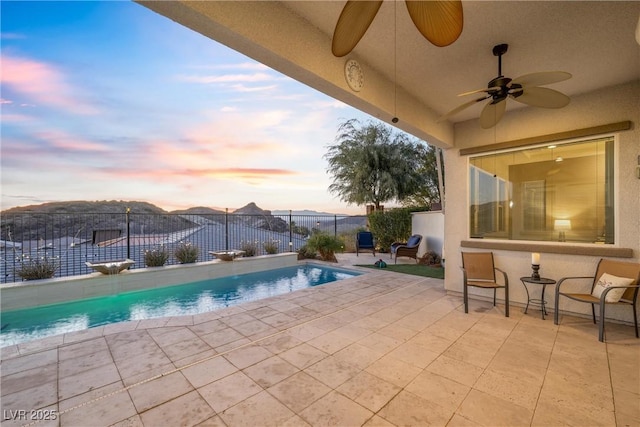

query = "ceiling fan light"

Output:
[[405, 0, 463, 47]]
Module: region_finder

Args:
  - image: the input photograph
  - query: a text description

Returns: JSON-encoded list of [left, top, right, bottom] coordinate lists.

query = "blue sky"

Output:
[[1, 1, 376, 214]]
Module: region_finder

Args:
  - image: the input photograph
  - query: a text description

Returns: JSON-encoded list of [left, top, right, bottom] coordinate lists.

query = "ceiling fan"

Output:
[[439, 43, 572, 129], [331, 0, 463, 57]]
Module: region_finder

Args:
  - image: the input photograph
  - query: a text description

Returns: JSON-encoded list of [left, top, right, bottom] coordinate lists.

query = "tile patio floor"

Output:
[[1, 253, 638, 427]]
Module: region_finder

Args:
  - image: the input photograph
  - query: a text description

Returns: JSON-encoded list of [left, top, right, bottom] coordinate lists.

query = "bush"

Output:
[[263, 240, 279, 255], [144, 246, 170, 267], [16, 255, 59, 280], [240, 240, 258, 257], [368, 208, 412, 251], [306, 232, 343, 262], [339, 229, 359, 253], [419, 250, 442, 266], [174, 241, 199, 264], [297, 244, 317, 260]]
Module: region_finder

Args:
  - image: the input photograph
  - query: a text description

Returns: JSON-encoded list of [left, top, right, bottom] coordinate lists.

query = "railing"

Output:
[[0, 210, 367, 283]]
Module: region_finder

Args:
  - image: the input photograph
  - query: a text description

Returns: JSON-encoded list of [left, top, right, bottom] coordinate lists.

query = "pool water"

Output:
[[0, 264, 360, 347]]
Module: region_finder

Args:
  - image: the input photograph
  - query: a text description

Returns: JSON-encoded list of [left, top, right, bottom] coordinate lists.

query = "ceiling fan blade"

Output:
[[405, 0, 463, 47], [438, 96, 488, 122], [512, 71, 572, 88], [458, 86, 500, 97], [512, 87, 570, 108], [479, 99, 506, 129], [331, 0, 383, 57]]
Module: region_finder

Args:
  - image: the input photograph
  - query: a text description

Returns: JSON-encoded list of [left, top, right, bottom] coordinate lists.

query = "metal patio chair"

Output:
[[554, 259, 640, 342]]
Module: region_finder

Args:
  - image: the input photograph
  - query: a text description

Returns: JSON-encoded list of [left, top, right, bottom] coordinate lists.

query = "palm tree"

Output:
[[325, 119, 436, 210]]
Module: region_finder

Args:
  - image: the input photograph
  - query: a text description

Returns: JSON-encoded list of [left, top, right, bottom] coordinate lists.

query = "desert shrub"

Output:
[[16, 255, 59, 280], [367, 208, 412, 251], [306, 232, 343, 262], [297, 244, 317, 260], [419, 250, 442, 266], [263, 240, 279, 254], [144, 246, 170, 267], [240, 240, 258, 257], [174, 241, 199, 264]]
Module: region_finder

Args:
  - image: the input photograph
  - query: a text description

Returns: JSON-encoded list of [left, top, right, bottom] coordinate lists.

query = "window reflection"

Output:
[[469, 137, 614, 243]]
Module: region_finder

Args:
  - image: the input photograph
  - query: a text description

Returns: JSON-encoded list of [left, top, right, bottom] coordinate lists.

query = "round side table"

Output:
[[519, 277, 556, 320]]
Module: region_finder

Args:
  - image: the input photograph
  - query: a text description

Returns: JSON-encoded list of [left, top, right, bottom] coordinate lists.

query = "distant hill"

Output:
[[171, 206, 226, 215], [1, 201, 194, 241], [233, 202, 288, 232], [0, 200, 312, 241], [2, 200, 168, 215]]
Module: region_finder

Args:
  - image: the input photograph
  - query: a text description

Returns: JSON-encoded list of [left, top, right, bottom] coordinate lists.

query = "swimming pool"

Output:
[[0, 264, 360, 347]]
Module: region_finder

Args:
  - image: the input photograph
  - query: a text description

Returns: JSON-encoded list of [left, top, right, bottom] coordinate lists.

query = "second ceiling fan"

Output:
[[331, 0, 464, 57], [440, 43, 572, 128]]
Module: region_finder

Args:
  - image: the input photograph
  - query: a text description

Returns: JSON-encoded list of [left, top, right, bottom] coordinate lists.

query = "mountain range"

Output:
[[1, 200, 346, 217], [0, 201, 359, 242]]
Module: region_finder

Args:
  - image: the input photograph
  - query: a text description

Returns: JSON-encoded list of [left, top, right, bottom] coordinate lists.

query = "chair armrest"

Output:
[[556, 276, 594, 291], [600, 284, 640, 304], [494, 267, 509, 286], [555, 276, 595, 302]]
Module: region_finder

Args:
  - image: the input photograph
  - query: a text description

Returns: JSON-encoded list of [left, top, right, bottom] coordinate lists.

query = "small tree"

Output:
[[325, 119, 435, 210]]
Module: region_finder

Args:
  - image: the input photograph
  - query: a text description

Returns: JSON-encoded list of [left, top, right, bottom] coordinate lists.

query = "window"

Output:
[[469, 136, 614, 244]]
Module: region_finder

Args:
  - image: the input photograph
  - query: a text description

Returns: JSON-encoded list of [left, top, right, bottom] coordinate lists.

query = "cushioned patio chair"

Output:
[[390, 234, 422, 263], [356, 231, 375, 256], [554, 259, 640, 342], [461, 252, 509, 317]]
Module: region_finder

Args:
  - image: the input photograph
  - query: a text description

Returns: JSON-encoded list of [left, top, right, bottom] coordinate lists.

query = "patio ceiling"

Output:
[[138, 1, 640, 148]]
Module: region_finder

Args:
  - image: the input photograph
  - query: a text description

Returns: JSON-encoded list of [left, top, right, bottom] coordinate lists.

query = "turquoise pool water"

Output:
[[0, 264, 360, 347]]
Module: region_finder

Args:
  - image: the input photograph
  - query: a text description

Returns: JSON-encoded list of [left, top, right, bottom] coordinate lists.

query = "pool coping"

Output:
[[1, 253, 311, 311]]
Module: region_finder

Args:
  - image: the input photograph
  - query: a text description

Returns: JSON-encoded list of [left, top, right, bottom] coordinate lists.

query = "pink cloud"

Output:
[[94, 163, 297, 184], [34, 130, 110, 152], [0, 54, 99, 114]]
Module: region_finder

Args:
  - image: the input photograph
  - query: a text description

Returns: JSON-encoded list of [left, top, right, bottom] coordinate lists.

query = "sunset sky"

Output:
[[1, 1, 380, 215]]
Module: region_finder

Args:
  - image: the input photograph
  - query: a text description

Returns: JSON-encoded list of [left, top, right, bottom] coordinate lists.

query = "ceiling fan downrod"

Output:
[[488, 43, 511, 103], [493, 43, 508, 77]]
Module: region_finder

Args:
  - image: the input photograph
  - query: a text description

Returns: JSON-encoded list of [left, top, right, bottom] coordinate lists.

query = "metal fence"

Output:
[[0, 210, 367, 283]]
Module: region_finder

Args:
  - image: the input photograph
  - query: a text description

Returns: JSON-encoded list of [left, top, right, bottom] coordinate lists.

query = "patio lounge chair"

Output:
[[461, 252, 509, 317], [390, 234, 422, 263], [554, 259, 640, 342], [356, 231, 375, 256]]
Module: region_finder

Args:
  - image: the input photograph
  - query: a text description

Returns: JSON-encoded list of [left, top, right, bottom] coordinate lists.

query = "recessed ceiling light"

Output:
[[548, 145, 557, 149]]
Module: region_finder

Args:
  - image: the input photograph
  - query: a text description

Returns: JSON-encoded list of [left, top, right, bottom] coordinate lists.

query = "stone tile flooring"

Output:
[[1, 256, 639, 427]]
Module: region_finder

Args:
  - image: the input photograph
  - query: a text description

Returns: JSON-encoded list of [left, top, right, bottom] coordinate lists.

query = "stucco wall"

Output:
[[444, 80, 639, 324], [411, 211, 445, 260]]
